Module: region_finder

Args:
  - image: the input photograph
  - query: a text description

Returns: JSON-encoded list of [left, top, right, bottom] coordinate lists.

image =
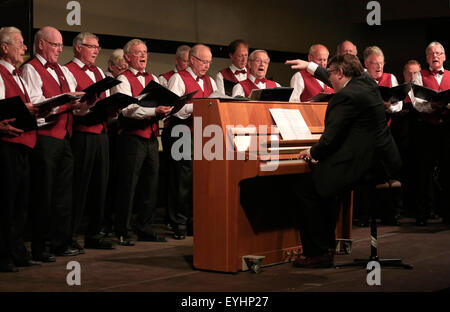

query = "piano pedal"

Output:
[[242, 255, 265, 274]]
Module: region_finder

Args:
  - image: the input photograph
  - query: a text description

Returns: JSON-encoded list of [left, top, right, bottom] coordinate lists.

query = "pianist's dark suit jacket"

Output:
[[309, 67, 401, 199]]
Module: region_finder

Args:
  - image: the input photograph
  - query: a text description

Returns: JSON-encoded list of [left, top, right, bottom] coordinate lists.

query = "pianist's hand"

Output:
[[285, 59, 309, 71], [298, 149, 312, 162], [383, 98, 392, 110]]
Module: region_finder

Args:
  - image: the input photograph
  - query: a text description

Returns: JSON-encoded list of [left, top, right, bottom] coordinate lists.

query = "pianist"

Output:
[[285, 54, 401, 268]]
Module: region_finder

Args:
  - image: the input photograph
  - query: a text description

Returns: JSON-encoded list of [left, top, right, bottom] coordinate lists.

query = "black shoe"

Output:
[[381, 218, 401, 226], [32, 251, 56, 263], [84, 238, 115, 250], [0, 261, 19, 273], [71, 240, 85, 254], [118, 236, 135, 246], [137, 232, 167, 242], [53, 247, 79, 257], [293, 253, 334, 268], [173, 230, 186, 240]]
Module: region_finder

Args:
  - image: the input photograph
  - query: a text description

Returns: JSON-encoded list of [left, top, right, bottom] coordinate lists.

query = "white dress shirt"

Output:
[[112, 67, 160, 119], [215, 64, 248, 95], [409, 68, 450, 113], [167, 67, 217, 119], [21, 54, 77, 104], [231, 74, 281, 97], [0, 59, 29, 99]]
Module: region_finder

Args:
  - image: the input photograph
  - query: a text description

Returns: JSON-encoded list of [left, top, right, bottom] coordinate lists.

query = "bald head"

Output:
[[34, 26, 63, 63], [308, 44, 329, 68], [189, 44, 212, 77], [337, 40, 357, 56]]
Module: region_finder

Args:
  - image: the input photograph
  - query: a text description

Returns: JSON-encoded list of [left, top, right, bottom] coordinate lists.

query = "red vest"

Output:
[[376, 72, 393, 87], [25, 57, 73, 139], [239, 78, 277, 98], [420, 69, 450, 124], [421, 69, 450, 91], [220, 67, 249, 84], [119, 69, 158, 139], [299, 70, 335, 102], [178, 70, 214, 99], [0, 64, 37, 148], [65, 61, 106, 134], [161, 70, 176, 83]]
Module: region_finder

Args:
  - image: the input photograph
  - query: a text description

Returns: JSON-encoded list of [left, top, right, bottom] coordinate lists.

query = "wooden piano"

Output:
[[192, 99, 352, 273]]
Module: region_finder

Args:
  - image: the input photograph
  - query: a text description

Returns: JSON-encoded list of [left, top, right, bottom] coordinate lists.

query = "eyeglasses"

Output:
[[81, 43, 101, 51], [368, 61, 384, 66], [326, 68, 339, 76], [251, 59, 269, 65], [427, 52, 445, 57], [130, 51, 148, 56], [2, 40, 26, 48], [192, 55, 212, 65], [43, 39, 63, 49]]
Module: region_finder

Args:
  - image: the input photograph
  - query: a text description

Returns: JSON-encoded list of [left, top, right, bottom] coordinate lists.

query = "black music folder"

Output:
[[378, 82, 411, 102], [308, 92, 335, 102], [33, 93, 82, 111], [80, 76, 121, 102], [249, 87, 293, 101], [0, 96, 37, 131], [90, 92, 137, 113], [138, 80, 198, 115], [412, 84, 450, 102], [223, 79, 237, 96]]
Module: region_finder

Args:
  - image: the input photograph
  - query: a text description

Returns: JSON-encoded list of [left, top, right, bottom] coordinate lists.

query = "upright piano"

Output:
[[192, 99, 352, 273]]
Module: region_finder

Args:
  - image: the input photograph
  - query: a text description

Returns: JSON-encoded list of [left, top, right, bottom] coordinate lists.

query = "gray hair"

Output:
[[363, 46, 384, 61], [426, 41, 445, 55], [123, 39, 146, 55], [248, 49, 270, 62], [72, 32, 99, 54], [176, 45, 190, 59], [0, 26, 22, 44], [109, 48, 125, 64]]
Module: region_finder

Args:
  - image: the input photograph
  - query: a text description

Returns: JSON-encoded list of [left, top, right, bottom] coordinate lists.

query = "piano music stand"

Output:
[[335, 179, 413, 270]]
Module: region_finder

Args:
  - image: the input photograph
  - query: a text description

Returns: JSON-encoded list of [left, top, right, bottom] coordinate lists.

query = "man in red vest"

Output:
[[112, 39, 172, 246], [232, 49, 280, 97], [215, 39, 249, 96], [289, 44, 334, 102], [409, 41, 450, 226], [363, 46, 402, 113], [0, 26, 38, 272], [159, 45, 190, 88], [105, 49, 128, 79], [164, 44, 217, 239], [22, 26, 82, 261], [65, 32, 115, 252]]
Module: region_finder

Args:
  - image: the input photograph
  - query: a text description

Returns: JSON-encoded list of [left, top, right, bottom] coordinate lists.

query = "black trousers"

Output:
[[71, 131, 109, 240], [408, 119, 448, 220], [161, 123, 193, 231], [113, 134, 159, 237], [30, 135, 73, 254], [0, 141, 31, 265], [291, 173, 340, 257]]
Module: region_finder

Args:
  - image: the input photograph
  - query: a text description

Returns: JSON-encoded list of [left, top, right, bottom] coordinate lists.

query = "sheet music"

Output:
[[269, 108, 312, 140]]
